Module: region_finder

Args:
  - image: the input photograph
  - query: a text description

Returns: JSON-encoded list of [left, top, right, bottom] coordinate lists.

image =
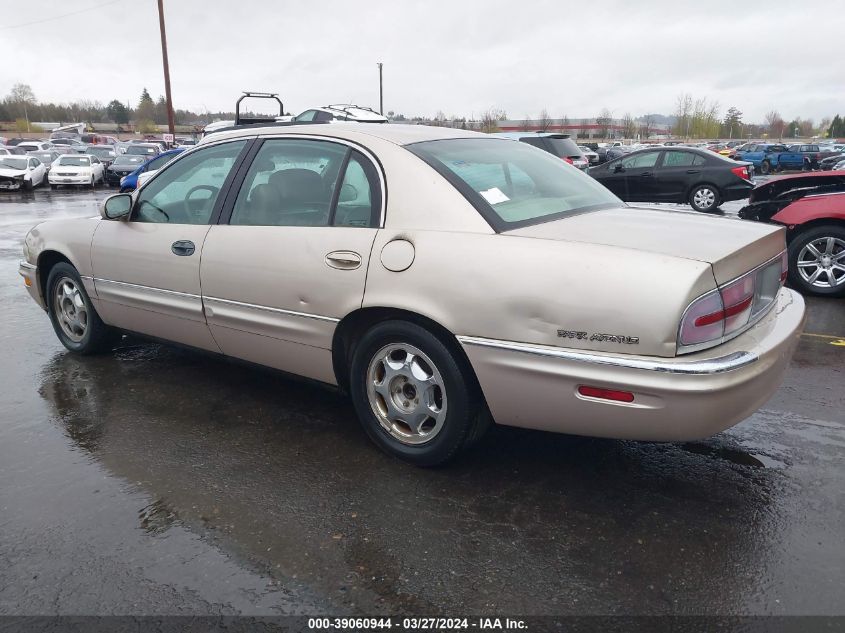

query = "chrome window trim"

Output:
[[457, 335, 757, 375], [203, 296, 340, 323], [676, 250, 786, 355]]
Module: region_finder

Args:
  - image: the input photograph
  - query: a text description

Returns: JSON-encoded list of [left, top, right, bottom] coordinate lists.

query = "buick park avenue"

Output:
[[19, 124, 806, 465]]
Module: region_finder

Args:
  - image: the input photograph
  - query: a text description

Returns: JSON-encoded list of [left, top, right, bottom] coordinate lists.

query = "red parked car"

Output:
[[739, 171, 845, 297]]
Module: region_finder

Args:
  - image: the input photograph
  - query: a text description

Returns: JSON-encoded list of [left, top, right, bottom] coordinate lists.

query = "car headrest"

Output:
[[269, 168, 325, 201]]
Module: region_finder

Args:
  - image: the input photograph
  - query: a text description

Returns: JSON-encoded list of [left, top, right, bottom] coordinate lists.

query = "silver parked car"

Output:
[[19, 124, 805, 465]]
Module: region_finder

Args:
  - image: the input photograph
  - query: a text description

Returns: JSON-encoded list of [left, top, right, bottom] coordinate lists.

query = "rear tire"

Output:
[[349, 320, 488, 466], [46, 262, 118, 354], [787, 225, 845, 297], [689, 184, 721, 212], [760, 161, 772, 175]]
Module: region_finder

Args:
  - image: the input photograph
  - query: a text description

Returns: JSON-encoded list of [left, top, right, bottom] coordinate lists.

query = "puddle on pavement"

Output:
[[680, 442, 786, 469]]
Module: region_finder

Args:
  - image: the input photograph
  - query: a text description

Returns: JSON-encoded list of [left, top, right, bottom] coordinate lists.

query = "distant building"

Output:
[[496, 118, 672, 139]]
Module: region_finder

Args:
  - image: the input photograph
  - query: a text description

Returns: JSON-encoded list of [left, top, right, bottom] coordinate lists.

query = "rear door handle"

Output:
[[686, 169, 701, 174], [171, 240, 195, 256], [326, 250, 362, 270], [640, 172, 654, 177]]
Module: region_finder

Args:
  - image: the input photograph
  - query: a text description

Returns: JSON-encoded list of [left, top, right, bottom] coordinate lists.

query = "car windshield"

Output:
[[113, 155, 145, 166], [88, 147, 115, 158], [0, 157, 27, 170], [126, 146, 157, 155], [57, 156, 91, 166], [34, 153, 54, 161], [409, 138, 620, 230]]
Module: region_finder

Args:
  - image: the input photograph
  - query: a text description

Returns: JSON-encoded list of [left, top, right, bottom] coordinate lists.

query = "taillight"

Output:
[[731, 165, 751, 181], [678, 252, 786, 352], [563, 157, 574, 164]]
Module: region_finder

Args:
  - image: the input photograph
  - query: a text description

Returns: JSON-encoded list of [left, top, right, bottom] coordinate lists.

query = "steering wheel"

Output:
[[183, 185, 219, 216]]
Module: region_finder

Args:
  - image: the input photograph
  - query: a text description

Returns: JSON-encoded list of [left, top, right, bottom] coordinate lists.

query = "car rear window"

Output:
[[545, 136, 582, 159], [408, 138, 620, 232]]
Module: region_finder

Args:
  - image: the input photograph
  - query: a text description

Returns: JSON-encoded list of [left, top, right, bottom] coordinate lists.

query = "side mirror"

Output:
[[614, 164, 625, 173], [101, 193, 132, 220]]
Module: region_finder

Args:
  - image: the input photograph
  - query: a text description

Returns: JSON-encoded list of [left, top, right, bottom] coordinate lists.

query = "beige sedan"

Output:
[[19, 124, 806, 465]]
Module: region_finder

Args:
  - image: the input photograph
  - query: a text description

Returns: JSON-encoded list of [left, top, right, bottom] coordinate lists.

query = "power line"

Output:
[[0, 0, 125, 30]]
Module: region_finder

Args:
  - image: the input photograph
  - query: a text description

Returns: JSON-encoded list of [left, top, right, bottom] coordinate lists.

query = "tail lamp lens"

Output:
[[679, 252, 785, 350], [731, 165, 751, 180]]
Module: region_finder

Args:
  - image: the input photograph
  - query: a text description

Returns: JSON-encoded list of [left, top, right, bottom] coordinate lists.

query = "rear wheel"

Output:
[[787, 226, 845, 297], [349, 320, 488, 466], [46, 262, 118, 354], [760, 160, 772, 175], [689, 184, 721, 212]]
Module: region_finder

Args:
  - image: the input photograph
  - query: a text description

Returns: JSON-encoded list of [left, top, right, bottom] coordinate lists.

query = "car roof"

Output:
[[492, 132, 572, 140], [202, 123, 484, 147]]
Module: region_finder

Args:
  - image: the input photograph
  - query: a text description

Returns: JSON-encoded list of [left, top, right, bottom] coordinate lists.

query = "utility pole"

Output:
[[157, 0, 176, 136], [377, 62, 383, 115]]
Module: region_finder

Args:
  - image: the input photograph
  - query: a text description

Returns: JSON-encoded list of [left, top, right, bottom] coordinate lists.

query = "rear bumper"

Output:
[[459, 288, 805, 441], [722, 180, 754, 202]]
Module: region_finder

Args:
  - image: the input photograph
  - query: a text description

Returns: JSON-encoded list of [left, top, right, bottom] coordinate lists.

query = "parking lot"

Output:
[[1, 187, 843, 618]]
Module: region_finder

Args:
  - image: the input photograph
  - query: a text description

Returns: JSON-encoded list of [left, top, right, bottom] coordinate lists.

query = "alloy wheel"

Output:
[[797, 237, 845, 289], [53, 277, 88, 342], [366, 343, 447, 445]]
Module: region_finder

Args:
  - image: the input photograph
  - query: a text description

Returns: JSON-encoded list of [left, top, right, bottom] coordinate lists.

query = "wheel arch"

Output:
[[36, 250, 74, 308], [785, 218, 845, 243], [331, 306, 480, 395]]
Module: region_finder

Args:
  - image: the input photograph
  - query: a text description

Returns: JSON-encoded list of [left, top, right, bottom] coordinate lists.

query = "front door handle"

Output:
[[326, 250, 362, 270], [171, 240, 196, 256], [686, 169, 701, 174], [640, 172, 654, 177]]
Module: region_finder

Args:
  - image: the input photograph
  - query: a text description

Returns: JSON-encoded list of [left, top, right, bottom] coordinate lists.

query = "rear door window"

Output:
[[620, 152, 659, 169], [661, 150, 697, 167]]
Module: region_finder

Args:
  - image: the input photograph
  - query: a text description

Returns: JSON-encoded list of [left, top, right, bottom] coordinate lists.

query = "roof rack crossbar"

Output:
[[235, 91, 285, 126]]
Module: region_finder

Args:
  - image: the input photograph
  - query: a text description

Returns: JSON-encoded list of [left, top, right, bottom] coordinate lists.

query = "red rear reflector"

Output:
[[578, 386, 635, 403], [693, 296, 753, 327]]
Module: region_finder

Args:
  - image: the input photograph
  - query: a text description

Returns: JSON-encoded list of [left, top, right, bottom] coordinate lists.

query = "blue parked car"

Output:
[[119, 148, 184, 192], [734, 143, 804, 175]]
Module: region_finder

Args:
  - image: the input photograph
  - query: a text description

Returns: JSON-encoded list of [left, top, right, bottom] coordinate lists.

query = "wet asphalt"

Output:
[[0, 187, 843, 617]]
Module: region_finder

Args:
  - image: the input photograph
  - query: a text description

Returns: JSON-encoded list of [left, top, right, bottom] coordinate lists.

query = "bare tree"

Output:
[[9, 83, 36, 131], [479, 108, 506, 133], [596, 108, 612, 139], [537, 108, 553, 131], [674, 93, 693, 138], [639, 114, 655, 139], [521, 116, 533, 132], [764, 110, 784, 139], [432, 110, 448, 127], [621, 112, 636, 139]]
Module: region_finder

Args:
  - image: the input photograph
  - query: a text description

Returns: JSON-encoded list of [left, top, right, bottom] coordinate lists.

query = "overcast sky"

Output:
[[1, 0, 843, 123]]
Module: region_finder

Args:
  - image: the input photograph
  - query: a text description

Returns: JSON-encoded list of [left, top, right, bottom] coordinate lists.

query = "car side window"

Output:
[[334, 151, 381, 227], [229, 138, 348, 227], [145, 153, 172, 172], [313, 111, 334, 122], [661, 151, 696, 167], [296, 110, 317, 122], [620, 152, 659, 169], [692, 155, 706, 166], [133, 140, 246, 225]]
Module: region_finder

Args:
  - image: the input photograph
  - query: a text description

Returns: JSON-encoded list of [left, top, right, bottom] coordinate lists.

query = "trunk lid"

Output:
[[507, 206, 785, 285]]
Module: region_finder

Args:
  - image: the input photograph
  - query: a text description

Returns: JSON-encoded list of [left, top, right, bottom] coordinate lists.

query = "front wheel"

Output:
[[760, 161, 772, 175], [787, 226, 845, 297], [349, 320, 488, 466], [689, 184, 721, 212], [46, 262, 118, 354]]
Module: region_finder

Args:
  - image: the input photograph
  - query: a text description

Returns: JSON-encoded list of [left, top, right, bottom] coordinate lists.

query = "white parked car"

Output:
[[18, 141, 53, 153], [834, 159, 845, 170], [0, 155, 47, 190], [48, 154, 105, 189], [578, 145, 599, 165], [293, 105, 388, 124]]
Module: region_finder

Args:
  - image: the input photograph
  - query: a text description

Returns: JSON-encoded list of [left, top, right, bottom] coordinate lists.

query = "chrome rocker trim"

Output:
[[456, 336, 758, 375]]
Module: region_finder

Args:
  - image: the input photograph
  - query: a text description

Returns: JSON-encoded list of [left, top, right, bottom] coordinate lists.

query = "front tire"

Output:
[[349, 320, 487, 466], [689, 184, 721, 212], [787, 226, 845, 297], [46, 262, 118, 354], [760, 161, 772, 175]]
